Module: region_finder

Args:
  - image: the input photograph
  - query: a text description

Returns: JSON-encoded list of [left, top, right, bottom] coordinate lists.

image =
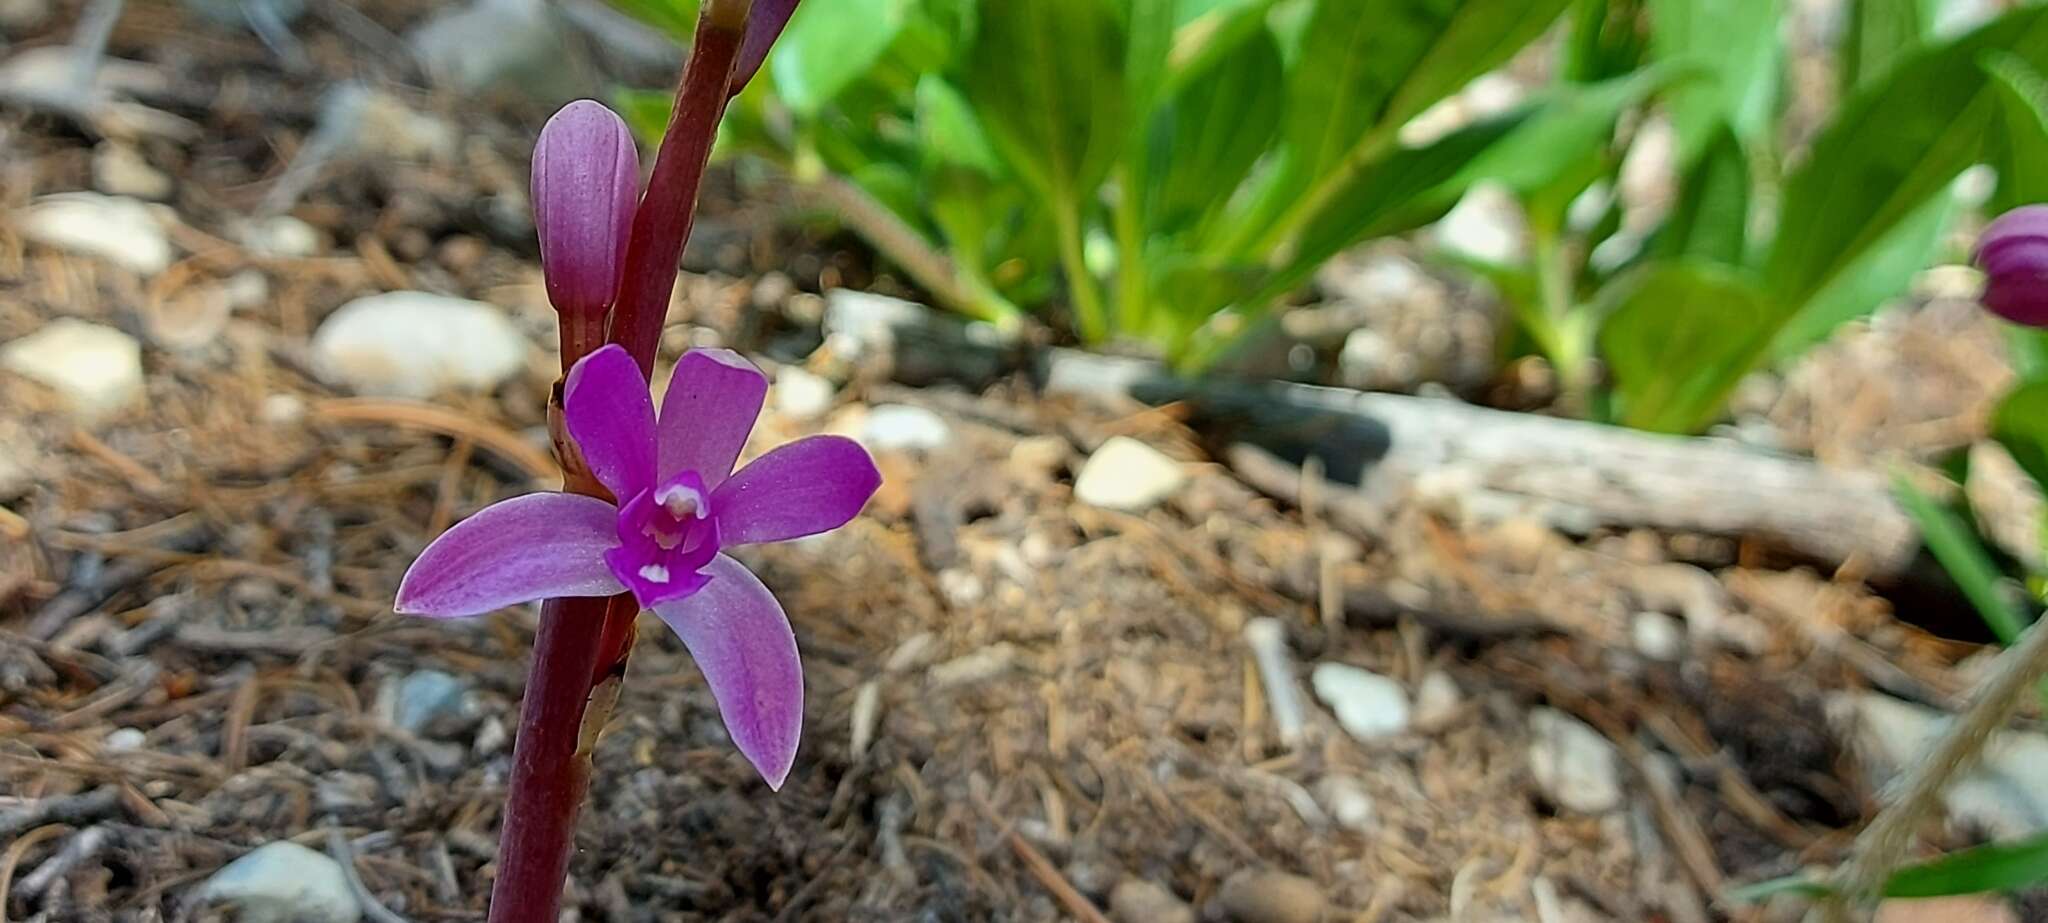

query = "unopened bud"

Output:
[[532, 100, 640, 317]]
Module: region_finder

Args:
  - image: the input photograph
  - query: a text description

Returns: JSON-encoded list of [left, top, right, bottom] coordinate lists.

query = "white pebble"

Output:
[[1073, 437, 1186, 512], [1528, 707, 1623, 813], [1, 319, 144, 419], [196, 841, 362, 923], [860, 404, 951, 452], [311, 292, 528, 399], [772, 366, 836, 421], [19, 193, 172, 275], [1311, 663, 1411, 741]]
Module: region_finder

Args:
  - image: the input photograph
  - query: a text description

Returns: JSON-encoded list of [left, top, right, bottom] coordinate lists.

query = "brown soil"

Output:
[[0, 2, 2033, 922]]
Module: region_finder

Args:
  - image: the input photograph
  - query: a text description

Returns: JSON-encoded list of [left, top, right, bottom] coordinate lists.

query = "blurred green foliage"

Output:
[[1479, 1, 2048, 433], [614, 0, 1584, 366], [615, 0, 2048, 438]]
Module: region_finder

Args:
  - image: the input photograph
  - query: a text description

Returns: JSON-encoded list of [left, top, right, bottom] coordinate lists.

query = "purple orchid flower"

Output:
[[394, 343, 881, 789]]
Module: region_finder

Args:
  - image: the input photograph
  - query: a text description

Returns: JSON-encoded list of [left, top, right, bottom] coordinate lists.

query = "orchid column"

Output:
[[388, 4, 863, 922]]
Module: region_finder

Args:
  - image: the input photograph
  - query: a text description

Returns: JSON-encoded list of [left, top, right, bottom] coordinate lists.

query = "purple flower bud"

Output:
[[532, 100, 641, 317], [732, 0, 800, 97], [1976, 205, 2048, 328]]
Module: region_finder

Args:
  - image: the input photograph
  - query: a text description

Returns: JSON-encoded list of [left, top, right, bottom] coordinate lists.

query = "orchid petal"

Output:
[[712, 435, 880, 546], [651, 554, 802, 789], [395, 493, 624, 618], [656, 348, 767, 487], [565, 344, 658, 500]]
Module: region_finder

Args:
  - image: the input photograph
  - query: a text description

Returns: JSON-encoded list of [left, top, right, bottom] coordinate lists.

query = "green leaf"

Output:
[[963, 0, 1127, 205], [1986, 51, 2048, 213], [771, 0, 910, 117], [1272, 69, 1668, 305], [1269, 110, 1532, 302], [2007, 327, 2048, 380], [1995, 381, 2048, 494], [1770, 184, 1956, 358], [1482, 67, 1674, 189], [1844, 0, 1935, 93], [1647, 0, 1783, 161], [1652, 124, 1751, 264], [1893, 472, 2031, 644], [1884, 830, 2048, 898], [1127, 0, 1178, 122], [1283, 0, 1571, 175], [915, 76, 1000, 175], [613, 88, 677, 146], [1147, 27, 1285, 233], [1598, 261, 1778, 433], [1563, 0, 1649, 83], [1765, 6, 2048, 310]]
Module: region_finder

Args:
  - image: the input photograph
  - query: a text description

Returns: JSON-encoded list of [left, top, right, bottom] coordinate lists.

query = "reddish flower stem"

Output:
[[485, 593, 634, 923], [487, 6, 751, 920], [607, 0, 750, 378]]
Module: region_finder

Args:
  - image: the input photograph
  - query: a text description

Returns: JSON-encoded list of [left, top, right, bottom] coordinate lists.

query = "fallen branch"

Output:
[[1042, 350, 1918, 576]]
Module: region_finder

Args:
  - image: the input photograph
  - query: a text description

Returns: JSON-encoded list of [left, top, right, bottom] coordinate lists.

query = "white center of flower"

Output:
[[638, 564, 671, 584], [655, 483, 708, 520]]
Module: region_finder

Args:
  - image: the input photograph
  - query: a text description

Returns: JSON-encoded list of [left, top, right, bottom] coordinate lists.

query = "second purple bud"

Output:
[[1976, 204, 2048, 328], [532, 99, 642, 319]]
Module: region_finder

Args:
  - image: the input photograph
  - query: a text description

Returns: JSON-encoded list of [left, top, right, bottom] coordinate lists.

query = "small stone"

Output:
[[929, 643, 1016, 689], [1833, 692, 2048, 838], [1007, 435, 1070, 481], [1528, 707, 1623, 813], [315, 771, 379, 812], [849, 681, 881, 757], [409, 0, 581, 98], [311, 292, 528, 399], [1110, 879, 1194, 923], [1413, 670, 1463, 730], [1433, 182, 1527, 265], [1631, 611, 1685, 661], [1311, 662, 1411, 741], [104, 727, 145, 751], [473, 715, 510, 756], [240, 215, 323, 258], [772, 366, 835, 421], [860, 404, 951, 452], [144, 283, 232, 352], [938, 568, 984, 605], [324, 84, 458, 164], [1062, 851, 1120, 898], [1, 319, 145, 419], [392, 669, 470, 736], [260, 393, 306, 425], [19, 193, 172, 275], [1337, 328, 1395, 390], [1217, 869, 1325, 923], [1313, 775, 1374, 832], [92, 143, 173, 201], [884, 632, 938, 673], [195, 841, 363, 923], [1073, 437, 1187, 512]]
